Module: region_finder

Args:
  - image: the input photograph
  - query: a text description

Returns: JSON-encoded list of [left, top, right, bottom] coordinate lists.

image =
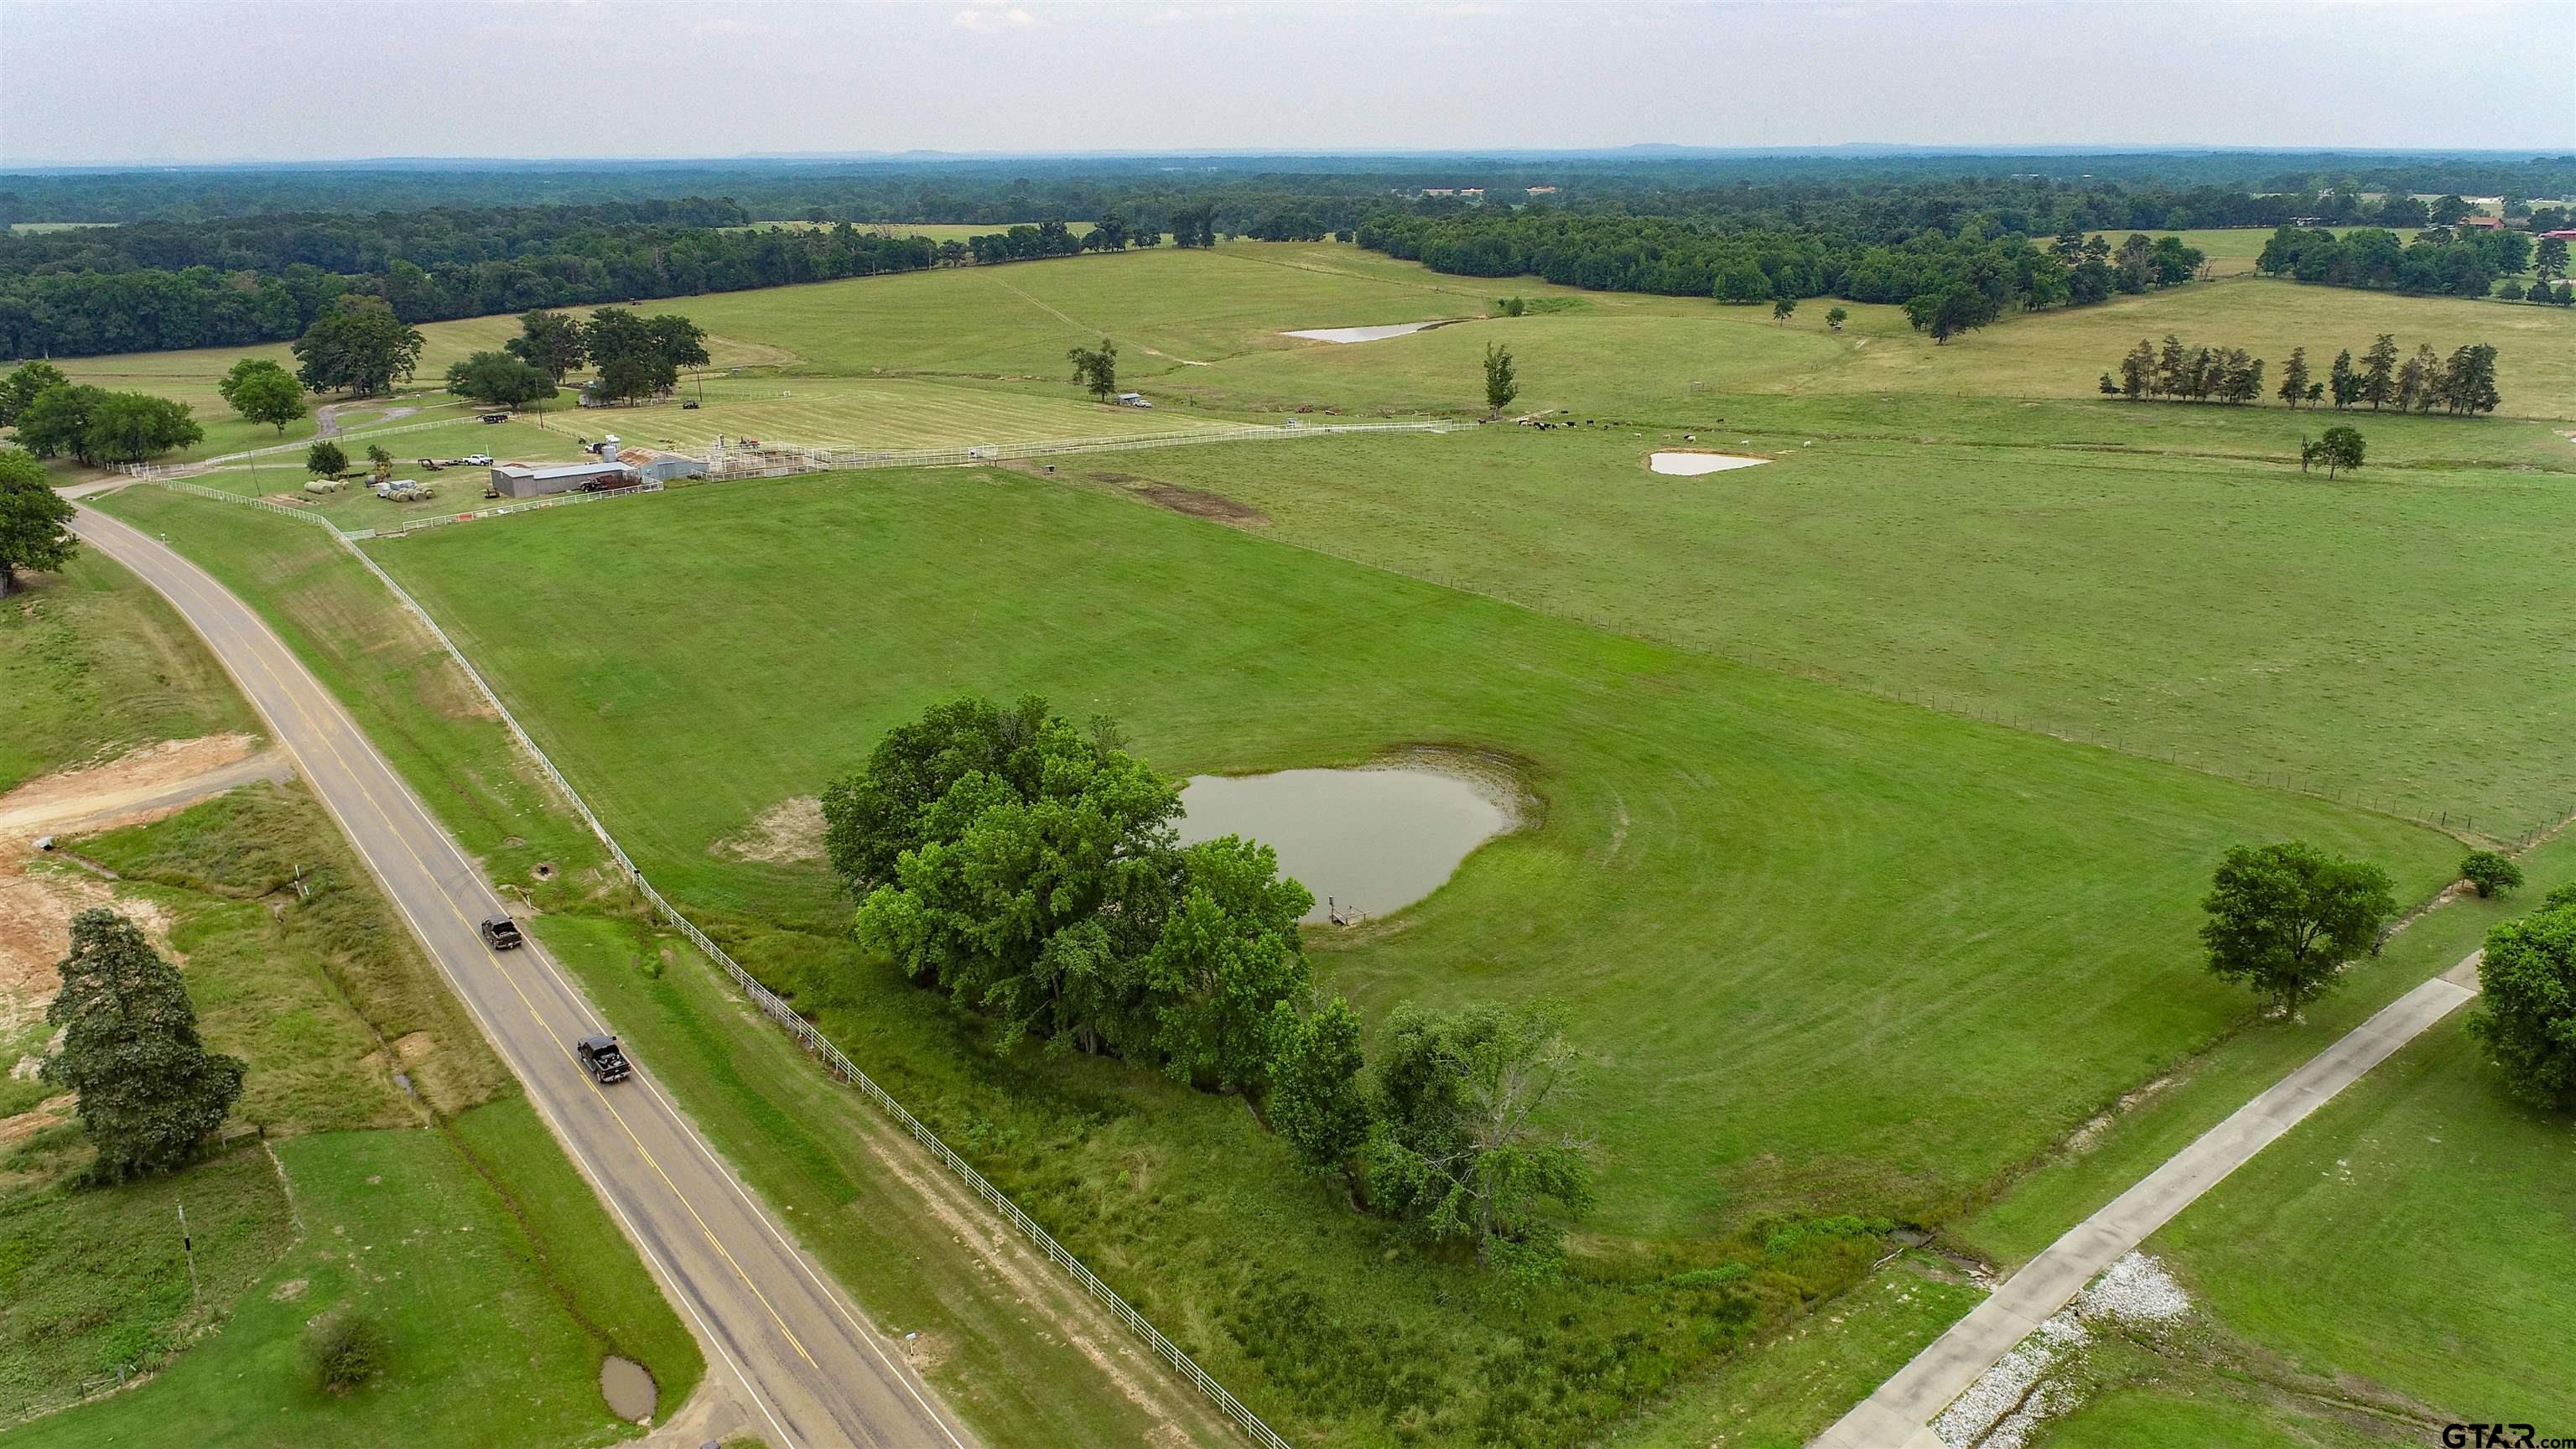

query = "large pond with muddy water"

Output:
[[1173, 761, 1515, 922]]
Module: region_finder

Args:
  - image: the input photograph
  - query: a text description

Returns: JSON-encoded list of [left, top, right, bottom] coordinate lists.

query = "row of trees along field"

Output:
[[1358, 210, 2205, 334], [0, 360, 201, 465], [2099, 332, 2503, 415], [823, 697, 1596, 1278], [2254, 223, 2568, 299]]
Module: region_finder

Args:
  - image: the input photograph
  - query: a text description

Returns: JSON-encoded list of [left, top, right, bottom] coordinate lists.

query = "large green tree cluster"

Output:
[[3, 362, 203, 465], [826, 697, 1597, 1270], [825, 696, 1321, 1091], [291, 295, 424, 397], [583, 309, 709, 404], [444, 350, 558, 410], [2256, 222, 2547, 300], [43, 908, 247, 1181]]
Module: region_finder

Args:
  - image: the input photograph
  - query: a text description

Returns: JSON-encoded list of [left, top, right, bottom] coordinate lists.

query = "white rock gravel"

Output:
[[1933, 1252, 2192, 1446]]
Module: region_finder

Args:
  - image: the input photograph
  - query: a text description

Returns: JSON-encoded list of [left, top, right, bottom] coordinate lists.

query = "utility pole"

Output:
[[178, 1203, 200, 1307]]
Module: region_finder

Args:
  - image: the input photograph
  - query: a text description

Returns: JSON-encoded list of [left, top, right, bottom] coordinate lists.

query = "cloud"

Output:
[[953, 6, 1036, 31]]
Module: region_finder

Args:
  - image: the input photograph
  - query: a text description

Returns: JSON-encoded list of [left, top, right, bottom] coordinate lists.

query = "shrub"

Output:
[[2460, 849, 2524, 898], [301, 1305, 383, 1391]]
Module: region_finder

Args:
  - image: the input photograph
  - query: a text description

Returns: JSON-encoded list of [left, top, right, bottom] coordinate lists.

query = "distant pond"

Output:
[[1174, 763, 1514, 922]]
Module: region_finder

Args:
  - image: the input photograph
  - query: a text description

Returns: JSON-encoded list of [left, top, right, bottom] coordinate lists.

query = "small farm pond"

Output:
[[1282, 321, 1443, 344], [1175, 763, 1513, 922], [1649, 450, 1770, 475], [600, 1355, 656, 1421]]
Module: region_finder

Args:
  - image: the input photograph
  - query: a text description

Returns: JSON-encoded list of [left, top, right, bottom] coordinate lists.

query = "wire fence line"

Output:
[[719, 417, 1461, 477], [126, 474, 1294, 1449]]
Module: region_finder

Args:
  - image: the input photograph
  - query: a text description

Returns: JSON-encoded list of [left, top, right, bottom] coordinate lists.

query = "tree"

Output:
[[2317, 424, 2366, 478], [1482, 340, 1519, 413], [2429, 195, 2472, 226], [0, 359, 69, 426], [1363, 1000, 1593, 1274], [9, 382, 105, 460], [2277, 346, 2311, 408], [305, 439, 348, 478], [218, 357, 307, 434], [1771, 296, 1796, 323], [593, 350, 677, 404], [2117, 338, 2154, 398], [2467, 900, 2576, 1109], [1903, 283, 1996, 343], [2199, 842, 2397, 1017], [2327, 348, 2359, 408], [2359, 333, 2398, 410], [81, 392, 202, 465], [644, 314, 711, 370], [2438, 343, 2501, 415], [2537, 236, 2569, 285], [1067, 338, 1119, 402], [1265, 995, 1372, 1176], [1826, 306, 1848, 332], [1142, 836, 1313, 1091], [2459, 850, 2524, 899], [0, 449, 78, 598], [365, 443, 393, 485], [444, 351, 558, 410], [42, 908, 247, 1181], [291, 296, 423, 397], [504, 309, 587, 383], [2397, 343, 2434, 412]]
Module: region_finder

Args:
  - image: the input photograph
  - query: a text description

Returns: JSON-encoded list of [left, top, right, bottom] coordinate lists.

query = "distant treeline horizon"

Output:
[[4, 153, 2572, 361]]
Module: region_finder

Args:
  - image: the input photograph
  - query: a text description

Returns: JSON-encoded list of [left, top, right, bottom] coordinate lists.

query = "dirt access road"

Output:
[[66, 500, 975, 1449], [1812, 953, 2486, 1449]]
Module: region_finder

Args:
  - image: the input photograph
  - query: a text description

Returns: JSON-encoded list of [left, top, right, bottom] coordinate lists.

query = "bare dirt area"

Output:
[[1130, 480, 1269, 526], [710, 796, 826, 865], [0, 735, 275, 1028]]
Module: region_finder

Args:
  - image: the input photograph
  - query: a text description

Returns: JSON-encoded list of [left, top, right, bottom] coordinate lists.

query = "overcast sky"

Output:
[[3, 0, 2570, 165]]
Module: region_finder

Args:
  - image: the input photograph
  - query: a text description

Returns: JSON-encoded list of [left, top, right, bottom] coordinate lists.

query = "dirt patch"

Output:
[[1132, 481, 1269, 527], [0, 866, 116, 1029], [710, 797, 827, 866], [1087, 471, 1138, 484], [0, 734, 269, 836], [600, 1355, 657, 1422], [269, 1277, 310, 1302], [0, 1093, 74, 1150]]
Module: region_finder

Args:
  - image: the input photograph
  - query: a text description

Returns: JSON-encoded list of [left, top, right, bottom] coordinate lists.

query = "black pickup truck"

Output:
[[575, 1035, 632, 1084], [479, 916, 525, 950]]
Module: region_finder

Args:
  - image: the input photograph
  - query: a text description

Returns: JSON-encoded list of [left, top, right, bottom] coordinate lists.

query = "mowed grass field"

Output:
[[361, 470, 2459, 1235], [1130, 417, 2576, 833]]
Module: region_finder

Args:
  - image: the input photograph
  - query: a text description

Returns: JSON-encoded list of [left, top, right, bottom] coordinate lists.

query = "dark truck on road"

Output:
[[479, 916, 524, 950], [575, 1035, 632, 1084]]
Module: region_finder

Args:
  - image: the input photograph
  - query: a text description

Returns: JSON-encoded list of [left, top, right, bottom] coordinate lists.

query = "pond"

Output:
[[1648, 450, 1770, 475], [1174, 763, 1513, 922], [600, 1355, 656, 1422], [1281, 321, 1444, 344]]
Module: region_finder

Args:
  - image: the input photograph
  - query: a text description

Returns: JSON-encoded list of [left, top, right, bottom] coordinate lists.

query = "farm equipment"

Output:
[[478, 916, 524, 950], [575, 1035, 632, 1084], [479, 413, 509, 424]]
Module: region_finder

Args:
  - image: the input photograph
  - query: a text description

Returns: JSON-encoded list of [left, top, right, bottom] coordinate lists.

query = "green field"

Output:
[[586, 371, 1239, 452], [60, 231, 2576, 1445]]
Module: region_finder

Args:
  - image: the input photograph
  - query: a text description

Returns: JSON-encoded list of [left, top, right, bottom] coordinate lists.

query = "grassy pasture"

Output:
[[1130, 420, 2576, 833], [730, 221, 1097, 242], [357, 468, 2459, 1235]]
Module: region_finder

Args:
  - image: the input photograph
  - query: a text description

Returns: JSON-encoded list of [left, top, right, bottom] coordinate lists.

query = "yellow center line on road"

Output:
[[72, 510, 834, 1445]]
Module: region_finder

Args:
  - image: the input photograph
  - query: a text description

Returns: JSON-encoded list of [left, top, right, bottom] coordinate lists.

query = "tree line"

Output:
[[2101, 332, 2503, 415], [0, 358, 201, 465], [0, 209, 939, 360], [2255, 224, 2570, 302], [823, 697, 1595, 1277]]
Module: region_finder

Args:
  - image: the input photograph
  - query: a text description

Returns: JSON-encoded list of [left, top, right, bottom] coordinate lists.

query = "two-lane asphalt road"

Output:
[[70, 501, 973, 1449]]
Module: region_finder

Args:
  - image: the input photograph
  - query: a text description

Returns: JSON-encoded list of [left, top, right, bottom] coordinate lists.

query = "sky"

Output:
[[2, 0, 2571, 165]]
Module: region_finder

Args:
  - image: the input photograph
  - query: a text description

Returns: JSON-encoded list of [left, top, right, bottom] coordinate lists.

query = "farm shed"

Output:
[[616, 446, 711, 483], [489, 460, 636, 498]]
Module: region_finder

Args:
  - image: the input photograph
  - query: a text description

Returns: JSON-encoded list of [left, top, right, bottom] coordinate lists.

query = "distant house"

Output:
[[2543, 228, 2576, 242], [1525, 185, 1559, 195], [2459, 215, 2506, 231]]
